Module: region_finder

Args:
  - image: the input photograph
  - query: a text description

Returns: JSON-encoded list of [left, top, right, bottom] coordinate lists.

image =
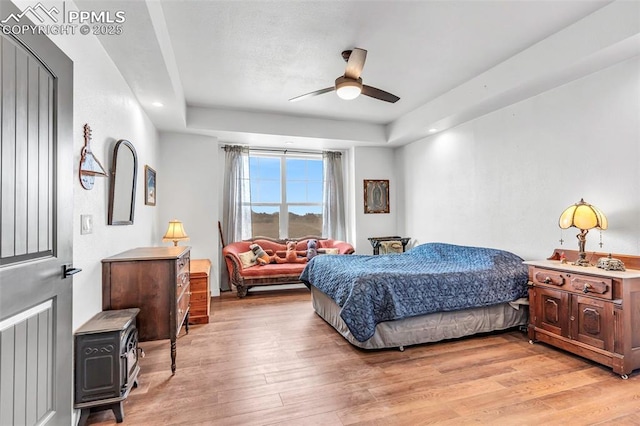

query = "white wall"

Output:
[[48, 34, 159, 330], [351, 146, 399, 254], [398, 57, 640, 260], [158, 132, 220, 296]]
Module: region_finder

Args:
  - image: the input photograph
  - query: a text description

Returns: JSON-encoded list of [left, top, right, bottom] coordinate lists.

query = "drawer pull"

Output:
[[570, 278, 609, 296], [177, 274, 189, 287], [544, 277, 552, 284]]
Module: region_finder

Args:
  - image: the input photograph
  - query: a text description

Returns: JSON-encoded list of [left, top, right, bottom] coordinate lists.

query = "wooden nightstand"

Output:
[[189, 259, 211, 324], [525, 251, 640, 379]]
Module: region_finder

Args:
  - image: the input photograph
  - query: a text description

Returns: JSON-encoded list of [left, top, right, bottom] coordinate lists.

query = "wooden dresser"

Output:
[[526, 250, 640, 379], [189, 259, 211, 324], [102, 246, 191, 374]]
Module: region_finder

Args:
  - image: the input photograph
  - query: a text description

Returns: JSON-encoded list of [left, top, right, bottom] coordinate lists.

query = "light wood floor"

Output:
[[87, 288, 640, 425]]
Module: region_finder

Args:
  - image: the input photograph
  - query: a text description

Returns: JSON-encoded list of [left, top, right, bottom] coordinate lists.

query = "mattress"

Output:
[[310, 285, 529, 350], [301, 243, 529, 342]]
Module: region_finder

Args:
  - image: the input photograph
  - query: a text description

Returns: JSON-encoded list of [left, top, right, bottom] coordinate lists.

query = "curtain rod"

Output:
[[221, 145, 341, 156]]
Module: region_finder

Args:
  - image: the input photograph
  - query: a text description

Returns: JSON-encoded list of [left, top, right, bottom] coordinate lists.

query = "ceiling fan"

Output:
[[289, 48, 400, 104]]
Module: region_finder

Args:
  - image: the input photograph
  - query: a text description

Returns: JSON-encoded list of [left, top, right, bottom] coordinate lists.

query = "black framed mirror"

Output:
[[108, 140, 137, 225]]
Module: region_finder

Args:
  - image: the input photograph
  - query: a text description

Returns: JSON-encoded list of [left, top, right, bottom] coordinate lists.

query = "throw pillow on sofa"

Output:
[[238, 250, 257, 268]]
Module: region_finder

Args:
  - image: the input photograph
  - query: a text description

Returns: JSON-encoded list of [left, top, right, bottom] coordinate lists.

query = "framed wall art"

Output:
[[364, 179, 389, 214], [145, 165, 156, 206]]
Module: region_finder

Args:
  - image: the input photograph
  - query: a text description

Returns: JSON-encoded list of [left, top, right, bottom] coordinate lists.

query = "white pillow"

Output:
[[323, 248, 339, 255], [238, 250, 257, 268]]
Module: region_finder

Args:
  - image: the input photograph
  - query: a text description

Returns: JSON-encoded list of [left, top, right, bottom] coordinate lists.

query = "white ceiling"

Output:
[[82, 0, 639, 150]]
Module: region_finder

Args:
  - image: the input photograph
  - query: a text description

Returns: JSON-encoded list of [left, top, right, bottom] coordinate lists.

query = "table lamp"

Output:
[[162, 219, 189, 246], [558, 198, 607, 266]]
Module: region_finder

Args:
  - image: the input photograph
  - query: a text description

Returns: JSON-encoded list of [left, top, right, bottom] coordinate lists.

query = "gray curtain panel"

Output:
[[222, 145, 252, 244], [322, 151, 346, 241]]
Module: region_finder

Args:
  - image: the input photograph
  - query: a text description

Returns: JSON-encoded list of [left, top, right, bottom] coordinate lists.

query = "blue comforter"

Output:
[[300, 243, 528, 342]]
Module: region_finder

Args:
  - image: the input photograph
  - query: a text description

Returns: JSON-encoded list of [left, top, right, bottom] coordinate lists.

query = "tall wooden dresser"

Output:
[[102, 246, 191, 374]]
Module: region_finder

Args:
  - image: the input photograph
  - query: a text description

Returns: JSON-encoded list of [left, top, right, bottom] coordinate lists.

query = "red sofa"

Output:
[[223, 236, 354, 297]]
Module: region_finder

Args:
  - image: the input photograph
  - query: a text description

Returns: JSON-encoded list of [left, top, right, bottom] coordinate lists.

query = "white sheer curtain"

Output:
[[222, 145, 252, 244], [322, 151, 346, 241]]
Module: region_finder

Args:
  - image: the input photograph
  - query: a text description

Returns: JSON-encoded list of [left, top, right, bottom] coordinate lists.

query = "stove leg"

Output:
[[111, 401, 125, 423], [78, 408, 90, 426]]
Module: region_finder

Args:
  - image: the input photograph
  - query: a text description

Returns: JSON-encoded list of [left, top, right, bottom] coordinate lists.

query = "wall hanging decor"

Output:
[[79, 124, 108, 190], [145, 165, 156, 206], [364, 179, 389, 214], [108, 140, 137, 225]]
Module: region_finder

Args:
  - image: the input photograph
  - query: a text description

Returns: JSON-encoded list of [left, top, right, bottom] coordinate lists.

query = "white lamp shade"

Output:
[[162, 220, 189, 245]]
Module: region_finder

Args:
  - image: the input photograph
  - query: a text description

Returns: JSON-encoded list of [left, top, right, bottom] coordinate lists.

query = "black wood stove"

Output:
[[74, 308, 141, 425]]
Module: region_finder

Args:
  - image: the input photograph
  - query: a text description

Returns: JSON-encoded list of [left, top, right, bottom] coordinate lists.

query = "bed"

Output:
[[300, 242, 530, 349]]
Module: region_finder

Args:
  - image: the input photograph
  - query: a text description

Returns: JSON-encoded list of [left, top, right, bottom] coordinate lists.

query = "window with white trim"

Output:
[[249, 153, 323, 239]]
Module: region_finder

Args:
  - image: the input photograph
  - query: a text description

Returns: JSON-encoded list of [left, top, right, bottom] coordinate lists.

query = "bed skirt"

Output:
[[310, 285, 529, 350]]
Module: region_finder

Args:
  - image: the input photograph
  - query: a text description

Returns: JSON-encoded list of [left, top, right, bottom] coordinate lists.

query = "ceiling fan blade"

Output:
[[344, 48, 367, 80], [362, 85, 400, 103], [288, 87, 335, 102]]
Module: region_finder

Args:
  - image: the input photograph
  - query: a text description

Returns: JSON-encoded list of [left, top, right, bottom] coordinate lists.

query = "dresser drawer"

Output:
[[568, 275, 611, 299], [176, 255, 190, 275], [176, 288, 190, 333], [190, 275, 208, 292], [532, 268, 565, 287], [532, 267, 612, 300], [190, 290, 208, 304], [189, 304, 208, 318], [177, 271, 189, 296]]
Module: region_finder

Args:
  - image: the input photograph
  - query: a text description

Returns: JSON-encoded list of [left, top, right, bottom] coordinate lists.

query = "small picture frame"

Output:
[[145, 165, 156, 206], [364, 179, 389, 214]]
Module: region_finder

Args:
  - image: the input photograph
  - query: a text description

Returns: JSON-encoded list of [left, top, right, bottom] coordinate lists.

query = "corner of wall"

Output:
[[158, 132, 221, 296]]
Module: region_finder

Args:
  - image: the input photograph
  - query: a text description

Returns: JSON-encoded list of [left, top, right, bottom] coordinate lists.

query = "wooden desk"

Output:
[[102, 246, 191, 374]]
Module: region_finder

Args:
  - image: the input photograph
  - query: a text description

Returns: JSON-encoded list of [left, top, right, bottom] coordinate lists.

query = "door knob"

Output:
[[62, 264, 82, 279]]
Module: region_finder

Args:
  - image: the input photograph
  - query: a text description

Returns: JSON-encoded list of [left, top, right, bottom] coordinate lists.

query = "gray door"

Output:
[[0, 2, 74, 424]]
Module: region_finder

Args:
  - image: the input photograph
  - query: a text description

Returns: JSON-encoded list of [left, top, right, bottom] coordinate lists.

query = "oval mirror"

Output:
[[108, 140, 137, 225]]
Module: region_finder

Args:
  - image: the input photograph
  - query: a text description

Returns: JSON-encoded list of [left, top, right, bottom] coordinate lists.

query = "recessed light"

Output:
[[152, 101, 164, 107], [284, 141, 294, 145], [428, 128, 437, 133]]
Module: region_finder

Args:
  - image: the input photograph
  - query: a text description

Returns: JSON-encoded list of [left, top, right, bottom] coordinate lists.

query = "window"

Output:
[[249, 154, 323, 239]]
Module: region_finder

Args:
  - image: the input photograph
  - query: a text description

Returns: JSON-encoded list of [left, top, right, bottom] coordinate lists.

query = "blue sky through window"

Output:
[[249, 156, 323, 212], [250, 157, 280, 204], [249, 155, 323, 237]]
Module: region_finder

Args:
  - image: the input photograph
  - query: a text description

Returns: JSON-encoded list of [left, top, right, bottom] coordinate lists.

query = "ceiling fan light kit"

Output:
[[335, 76, 362, 100], [289, 47, 400, 104]]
